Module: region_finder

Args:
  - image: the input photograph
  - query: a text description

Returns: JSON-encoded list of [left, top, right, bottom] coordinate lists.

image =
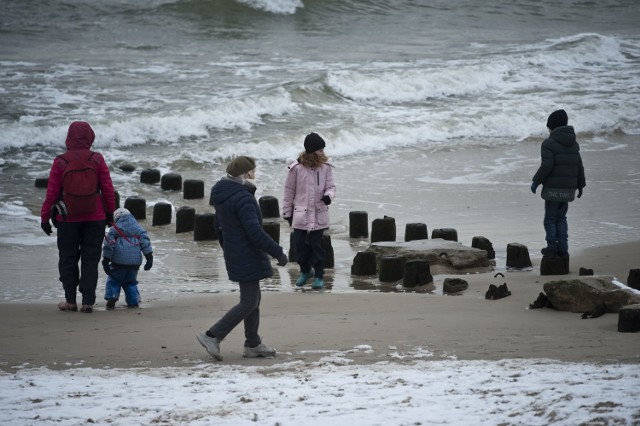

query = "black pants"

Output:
[[293, 228, 325, 278], [57, 220, 105, 306]]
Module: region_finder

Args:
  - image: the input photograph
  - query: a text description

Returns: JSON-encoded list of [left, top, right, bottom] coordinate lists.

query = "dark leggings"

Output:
[[209, 281, 262, 348]]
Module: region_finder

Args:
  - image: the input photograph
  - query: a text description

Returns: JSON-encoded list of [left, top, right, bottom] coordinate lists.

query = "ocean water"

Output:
[[1, 0, 640, 302]]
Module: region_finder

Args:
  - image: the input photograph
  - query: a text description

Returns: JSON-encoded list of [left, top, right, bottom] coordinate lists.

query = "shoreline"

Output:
[[1, 240, 638, 372]]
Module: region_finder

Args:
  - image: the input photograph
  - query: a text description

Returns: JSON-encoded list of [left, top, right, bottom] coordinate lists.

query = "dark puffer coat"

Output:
[[210, 177, 284, 282], [532, 125, 586, 190]]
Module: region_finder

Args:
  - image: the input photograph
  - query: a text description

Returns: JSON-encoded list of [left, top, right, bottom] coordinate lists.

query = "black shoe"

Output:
[[106, 298, 117, 310]]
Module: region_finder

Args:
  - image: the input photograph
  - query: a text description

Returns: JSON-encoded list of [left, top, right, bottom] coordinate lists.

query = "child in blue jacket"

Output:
[[102, 208, 153, 309]]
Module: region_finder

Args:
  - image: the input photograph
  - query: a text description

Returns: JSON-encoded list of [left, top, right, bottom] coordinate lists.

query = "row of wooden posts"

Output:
[[36, 170, 640, 287]]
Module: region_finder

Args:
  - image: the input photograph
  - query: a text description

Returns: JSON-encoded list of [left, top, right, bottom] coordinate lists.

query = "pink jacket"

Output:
[[40, 121, 116, 224], [282, 160, 336, 231]]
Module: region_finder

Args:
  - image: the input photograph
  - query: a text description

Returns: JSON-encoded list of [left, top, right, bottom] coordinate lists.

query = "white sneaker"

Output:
[[243, 343, 276, 358], [196, 332, 223, 361]]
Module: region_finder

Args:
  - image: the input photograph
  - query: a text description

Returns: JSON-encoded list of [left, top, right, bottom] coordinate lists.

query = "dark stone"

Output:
[[194, 213, 217, 241], [176, 206, 196, 233], [471, 236, 495, 260], [259, 196, 280, 218], [581, 302, 607, 319], [161, 173, 182, 191], [403, 259, 432, 288], [322, 234, 335, 269], [540, 254, 569, 275], [506, 243, 532, 269], [379, 255, 404, 282], [349, 211, 369, 238], [262, 221, 280, 244], [618, 304, 640, 332], [124, 196, 146, 220], [485, 283, 511, 300], [114, 191, 120, 209], [529, 292, 554, 309], [366, 239, 491, 274], [119, 162, 135, 172], [628, 269, 640, 291], [579, 267, 594, 276], [543, 276, 640, 313], [140, 168, 161, 184], [371, 216, 395, 243], [34, 177, 49, 188], [183, 179, 204, 199], [351, 251, 377, 276], [442, 277, 468, 294], [152, 202, 172, 226], [405, 223, 428, 242], [431, 228, 458, 242]]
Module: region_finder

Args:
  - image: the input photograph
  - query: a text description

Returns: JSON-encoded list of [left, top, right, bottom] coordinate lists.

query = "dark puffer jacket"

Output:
[[210, 177, 284, 282], [532, 125, 586, 190]]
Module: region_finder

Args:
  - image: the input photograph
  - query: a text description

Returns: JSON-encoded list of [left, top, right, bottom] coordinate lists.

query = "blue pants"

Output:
[[544, 201, 569, 255], [57, 220, 106, 306], [293, 228, 325, 278], [208, 281, 261, 348], [104, 269, 141, 306]]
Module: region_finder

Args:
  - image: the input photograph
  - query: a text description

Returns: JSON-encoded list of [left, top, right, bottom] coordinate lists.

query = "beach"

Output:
[[2, 1, 640, 423]]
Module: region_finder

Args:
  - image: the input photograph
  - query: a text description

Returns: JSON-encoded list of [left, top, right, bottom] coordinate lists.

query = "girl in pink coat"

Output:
[[282, 133, 336, 289]]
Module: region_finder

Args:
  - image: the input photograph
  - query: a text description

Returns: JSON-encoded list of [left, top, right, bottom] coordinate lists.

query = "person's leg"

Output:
[[122, 270, 141, 306], [556, 202, 569, 256], [307, 229, 326, 279], [78, 220, 105, 306], [208, 280, 261, 342], [293, 229, 312, 273], [57, 221, 81, 305], [104, 271, 122, 301], [543, 201, 560, 254], [240, 281, 262, 348]]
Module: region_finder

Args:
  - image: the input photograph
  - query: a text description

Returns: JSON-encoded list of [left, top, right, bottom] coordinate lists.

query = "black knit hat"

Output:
[[226, 156, 256, 177], [546, 109, 568, 130], [304, 132, 326, 153]]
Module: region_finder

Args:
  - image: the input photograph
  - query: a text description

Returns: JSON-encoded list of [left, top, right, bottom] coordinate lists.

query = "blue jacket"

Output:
[[210, 177, 284, 282], [103, 213, 153, 269]]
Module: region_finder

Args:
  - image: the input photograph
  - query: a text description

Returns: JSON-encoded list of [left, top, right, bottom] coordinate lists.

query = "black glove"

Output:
[[577, 188, 583, 198], [41, 222, 52, 236], [322, 195, 332, 205], [144, 253, 153, 271], [530, 182, 538, 194], [106, 212, 114, 227], [102, 258, 112, 277], [284, 216, 292, 227], [276, 253, 288, 267]]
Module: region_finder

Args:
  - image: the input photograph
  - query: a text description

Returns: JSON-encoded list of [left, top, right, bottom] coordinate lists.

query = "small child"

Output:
[[102, 208, 153, 309], [282, 132, 336, 290]]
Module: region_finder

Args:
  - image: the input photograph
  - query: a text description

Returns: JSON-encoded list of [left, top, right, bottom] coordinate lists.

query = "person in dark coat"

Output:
[[531, 109, 586, 257], [197, 156, 288, 361]]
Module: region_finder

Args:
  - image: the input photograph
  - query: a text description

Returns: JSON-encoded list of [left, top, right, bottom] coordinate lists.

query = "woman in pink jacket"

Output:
[[40, 121, 116, 313], [282, 133, 336, 289]]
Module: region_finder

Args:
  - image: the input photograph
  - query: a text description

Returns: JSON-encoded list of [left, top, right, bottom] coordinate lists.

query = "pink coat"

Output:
[[282, 160, 336, 231], [40, 121, 116, 224]]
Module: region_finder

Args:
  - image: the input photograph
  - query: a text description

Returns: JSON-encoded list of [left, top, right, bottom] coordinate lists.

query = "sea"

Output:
[[1, 0, 640, 303]]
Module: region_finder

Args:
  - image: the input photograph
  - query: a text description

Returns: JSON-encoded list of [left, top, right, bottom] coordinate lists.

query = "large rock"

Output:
[[366, 239, 491, 274], [543, 276, 640, 313]]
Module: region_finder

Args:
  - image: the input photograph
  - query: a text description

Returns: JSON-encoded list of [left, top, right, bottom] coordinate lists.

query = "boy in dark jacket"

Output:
[[531, 109, 586, 258], [197, 156, 288, 361], [102, 208, 153, 309]]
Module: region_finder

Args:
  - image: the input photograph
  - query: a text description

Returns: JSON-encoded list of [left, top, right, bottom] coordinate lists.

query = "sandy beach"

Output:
[[2, 240, 638, 372]]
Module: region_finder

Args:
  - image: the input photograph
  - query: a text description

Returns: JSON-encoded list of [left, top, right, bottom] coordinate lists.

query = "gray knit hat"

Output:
[[226, 156, 256, 177]]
